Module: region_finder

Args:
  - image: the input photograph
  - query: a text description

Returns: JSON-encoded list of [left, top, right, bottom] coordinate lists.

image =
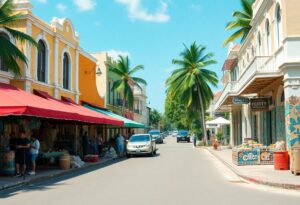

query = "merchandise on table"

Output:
[[232, 140, 275, 166]]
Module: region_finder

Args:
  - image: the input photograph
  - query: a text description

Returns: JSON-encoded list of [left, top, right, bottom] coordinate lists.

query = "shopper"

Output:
[[15, 130, 30, 177], [9, 132, 17, 151], [116, 133, 125, 157], [29, 135, 40, 175]]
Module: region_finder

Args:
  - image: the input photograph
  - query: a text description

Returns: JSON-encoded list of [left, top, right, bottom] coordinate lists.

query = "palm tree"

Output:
[[223, 0, 255, 46], [105, 55, 147, 115], [166, 42, 218, 144], [0, 0, 38, 76]]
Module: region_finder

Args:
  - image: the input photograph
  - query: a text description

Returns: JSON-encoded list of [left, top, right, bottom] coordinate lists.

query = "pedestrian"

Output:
[[193, 132, 197, 147], [116, 133, 125, 157], [9, 132, 17, 151], [29, 135, 40, 175], [15, 130, 30, 177]]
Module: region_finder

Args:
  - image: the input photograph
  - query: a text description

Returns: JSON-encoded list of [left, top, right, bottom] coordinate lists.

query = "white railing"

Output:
[[237, 56, 276, 91], [215, 55, 279, 111], [214, 81, 237, 110]]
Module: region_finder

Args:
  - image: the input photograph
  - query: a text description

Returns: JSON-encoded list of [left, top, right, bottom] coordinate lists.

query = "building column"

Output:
[[75, 49, 79, 104], [54, 37, 59, 99], [25, 21, 32, 79], [229, 111, 234, 147], [283, 66, 300, 149]]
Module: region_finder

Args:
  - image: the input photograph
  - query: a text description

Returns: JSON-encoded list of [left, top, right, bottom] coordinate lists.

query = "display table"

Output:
[[42, 151, 67, 159], [232, 148, 273, 166]]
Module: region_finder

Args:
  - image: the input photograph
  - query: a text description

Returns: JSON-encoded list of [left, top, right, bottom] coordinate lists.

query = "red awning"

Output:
[[0, 83, 123, 126]]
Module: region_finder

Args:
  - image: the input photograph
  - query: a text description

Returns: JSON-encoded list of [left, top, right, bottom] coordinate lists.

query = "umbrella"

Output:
[[206, 117, 230, 125]]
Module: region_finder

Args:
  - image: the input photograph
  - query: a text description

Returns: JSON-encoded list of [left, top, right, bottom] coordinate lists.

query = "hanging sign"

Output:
[[250, 98, 269, 111], [232, 96, 250, 104]]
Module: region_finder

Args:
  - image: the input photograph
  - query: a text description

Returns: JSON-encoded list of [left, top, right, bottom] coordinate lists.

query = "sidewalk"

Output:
[[206, 147, 300, 190], [0, 158, 118, 191]]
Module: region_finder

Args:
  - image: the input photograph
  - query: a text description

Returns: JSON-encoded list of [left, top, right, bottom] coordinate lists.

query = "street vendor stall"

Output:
[[232, 140, 286, 166]]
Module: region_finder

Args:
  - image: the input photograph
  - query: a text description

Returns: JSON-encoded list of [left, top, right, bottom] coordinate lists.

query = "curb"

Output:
[[0, 158, 121, 192], [205, 148, 300, 191]]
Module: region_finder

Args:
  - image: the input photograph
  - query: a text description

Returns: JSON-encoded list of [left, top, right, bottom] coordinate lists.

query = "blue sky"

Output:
[[32, 0, 241, 112]]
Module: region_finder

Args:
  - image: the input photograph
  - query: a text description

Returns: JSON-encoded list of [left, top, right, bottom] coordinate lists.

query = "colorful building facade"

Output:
[[215, 0, 300, 149]]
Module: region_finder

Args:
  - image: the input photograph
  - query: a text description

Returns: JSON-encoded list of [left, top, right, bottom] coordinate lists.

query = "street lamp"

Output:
[[96, 67, 102, 76]]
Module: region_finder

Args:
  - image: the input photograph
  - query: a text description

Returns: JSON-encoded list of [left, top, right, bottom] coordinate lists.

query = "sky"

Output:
[[31, 0, 241, 113]]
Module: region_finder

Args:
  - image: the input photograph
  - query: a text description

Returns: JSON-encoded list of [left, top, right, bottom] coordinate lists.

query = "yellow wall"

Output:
[[79, 54, 105, 107]]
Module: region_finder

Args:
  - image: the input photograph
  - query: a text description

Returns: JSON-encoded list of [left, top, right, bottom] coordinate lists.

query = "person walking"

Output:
[[116, 133, 125, 157], [15, 130, 30, 177], [29, 135, 40, 175], [193, 132, 197, 147]]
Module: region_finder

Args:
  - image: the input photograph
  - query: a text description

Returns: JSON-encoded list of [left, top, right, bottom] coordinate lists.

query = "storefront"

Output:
[[0, 84, 124, 175]]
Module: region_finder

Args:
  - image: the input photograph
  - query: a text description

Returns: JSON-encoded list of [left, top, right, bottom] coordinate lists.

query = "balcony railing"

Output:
[[215, 55, 280, 111], [238, 56, 276, 91], [214, 81, 237, 111]]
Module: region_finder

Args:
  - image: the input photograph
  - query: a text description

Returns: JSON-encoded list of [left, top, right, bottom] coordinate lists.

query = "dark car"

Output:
[[149, 130, 163, 144], [177, 130, 190, 143]]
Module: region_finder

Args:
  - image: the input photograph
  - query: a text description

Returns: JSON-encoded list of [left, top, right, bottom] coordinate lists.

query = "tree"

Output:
[[223, 0, 255, 46], [166, 42, 218, 144], [0, 0, 38, 76], [150, 109, 161, 129], [105, 56, 147, 115]]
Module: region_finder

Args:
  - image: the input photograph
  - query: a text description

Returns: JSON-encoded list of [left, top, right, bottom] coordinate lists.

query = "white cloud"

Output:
[[106, 50, 130, 61], [56, 3, 67, 12], [115, 0, 170, 23], [36, 0, 47, 3], [73, 0, 96, 11]]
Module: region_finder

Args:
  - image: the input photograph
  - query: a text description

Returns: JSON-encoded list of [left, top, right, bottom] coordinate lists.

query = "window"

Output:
[[108, 81, 112, 104], [0, 33, 10, 72], [37, 40, 47, 82], [257, 32, 262, 55], [265, 19, 271, 55], [62, 53, 70, 90], [276, 5, 282, 47]]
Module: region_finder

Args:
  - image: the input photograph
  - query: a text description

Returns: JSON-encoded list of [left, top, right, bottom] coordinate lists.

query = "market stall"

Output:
[[232, 140, 285, 166]]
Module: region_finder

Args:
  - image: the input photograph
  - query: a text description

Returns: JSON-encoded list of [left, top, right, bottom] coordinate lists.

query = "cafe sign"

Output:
[[250, 98, 269, 111], [232, 96, 250, 105]]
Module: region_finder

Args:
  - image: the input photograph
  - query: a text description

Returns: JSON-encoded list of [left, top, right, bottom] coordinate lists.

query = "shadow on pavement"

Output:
[[0, 158, 127, 199]]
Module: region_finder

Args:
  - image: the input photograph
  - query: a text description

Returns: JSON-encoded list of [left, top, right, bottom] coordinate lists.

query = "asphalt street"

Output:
[[0, 136, 299, 205]]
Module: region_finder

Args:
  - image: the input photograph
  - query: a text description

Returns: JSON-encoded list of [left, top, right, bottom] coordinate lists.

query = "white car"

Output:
[[126, 134, 156, 157], [172, 130, 178, 137]]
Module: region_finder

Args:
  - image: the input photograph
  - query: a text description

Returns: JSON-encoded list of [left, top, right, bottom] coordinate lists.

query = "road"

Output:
[[0, 137, 299, 205]]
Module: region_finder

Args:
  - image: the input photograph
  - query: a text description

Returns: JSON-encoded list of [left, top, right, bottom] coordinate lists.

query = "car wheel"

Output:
[[153, 149, 157, 155], [126, 153, 131, 158]]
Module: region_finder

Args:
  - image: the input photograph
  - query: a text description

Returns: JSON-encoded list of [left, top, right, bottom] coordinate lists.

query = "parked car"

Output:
[[126, 134, 156, 157], [172, 130, 178, 137], [149, 130, 163, 144], [177, 130, 190, 143]]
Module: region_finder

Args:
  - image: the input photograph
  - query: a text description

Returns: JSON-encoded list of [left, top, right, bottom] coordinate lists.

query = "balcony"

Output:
[[215, 55, 282, 111]]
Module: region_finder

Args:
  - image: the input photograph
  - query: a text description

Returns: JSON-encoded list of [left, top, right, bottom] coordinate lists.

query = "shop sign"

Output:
[[232, 96, 250, 104], [260, 150, 274, 163], [250, 98, 269, 111], [238, 150, 259, 164]]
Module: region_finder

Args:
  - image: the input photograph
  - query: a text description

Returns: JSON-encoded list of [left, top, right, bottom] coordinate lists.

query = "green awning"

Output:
[[84, 104, 145, 128]]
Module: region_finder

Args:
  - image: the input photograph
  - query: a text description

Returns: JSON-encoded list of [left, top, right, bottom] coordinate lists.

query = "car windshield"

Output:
[[130, 135, 150, 142], [149, 131, 160, 135], [179, 131, 188, 135]]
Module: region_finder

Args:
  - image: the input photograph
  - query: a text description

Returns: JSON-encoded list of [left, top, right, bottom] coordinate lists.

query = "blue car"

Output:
[[177, 130, 190, 143]]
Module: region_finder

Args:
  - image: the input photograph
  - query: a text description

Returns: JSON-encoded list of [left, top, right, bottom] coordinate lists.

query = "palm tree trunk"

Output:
[[196, 83, 208, 145]]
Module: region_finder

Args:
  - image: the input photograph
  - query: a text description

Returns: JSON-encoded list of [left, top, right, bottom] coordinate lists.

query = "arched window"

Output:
[[276, 5, 282, 47], [37, 40, 47, 82], [265, 19, 271, 55], [0, 33, 10, 72], [63, 53, 70, 90]]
